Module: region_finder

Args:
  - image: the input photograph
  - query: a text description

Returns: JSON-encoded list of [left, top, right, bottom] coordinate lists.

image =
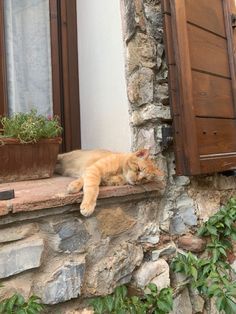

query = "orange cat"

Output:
[[55, 149, 164, 216]]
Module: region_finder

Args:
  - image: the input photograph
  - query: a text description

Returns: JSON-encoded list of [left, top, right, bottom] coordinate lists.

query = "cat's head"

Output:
[[124, 149, 164, 185]]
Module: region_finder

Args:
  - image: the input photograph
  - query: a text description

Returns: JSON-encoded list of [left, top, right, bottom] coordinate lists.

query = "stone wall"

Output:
[[0, 186, 165, 313]]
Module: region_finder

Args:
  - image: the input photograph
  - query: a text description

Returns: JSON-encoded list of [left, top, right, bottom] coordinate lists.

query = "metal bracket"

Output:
[[0, 189, 15, 200], [161, 126, 173, 149], [232, 14, 236, 28]]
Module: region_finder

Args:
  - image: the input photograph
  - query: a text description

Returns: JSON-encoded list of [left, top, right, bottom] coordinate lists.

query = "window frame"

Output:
[[0, 0, 81, 152]]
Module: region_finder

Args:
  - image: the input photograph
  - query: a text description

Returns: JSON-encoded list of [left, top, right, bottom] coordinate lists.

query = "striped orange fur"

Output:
[[55, 149, 164, 216]]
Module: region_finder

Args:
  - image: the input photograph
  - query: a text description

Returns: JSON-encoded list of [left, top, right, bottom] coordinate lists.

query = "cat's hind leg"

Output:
[[67, 177, 84, 194]]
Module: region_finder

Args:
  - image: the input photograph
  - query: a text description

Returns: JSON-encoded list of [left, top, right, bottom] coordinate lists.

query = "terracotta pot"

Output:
[[0, 137, 62, 183]]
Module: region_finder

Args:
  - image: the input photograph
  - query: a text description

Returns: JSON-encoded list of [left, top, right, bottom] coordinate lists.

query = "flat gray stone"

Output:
[[0, 223, 39, 243], [174, 176, 190, 187], [176, 194, 194, 209], [123, 0, 138, 41], [152, 242, 177, 261], [84, 243, 143, 296], [0, 236, 44, 278], [170, 194, 197, 235], [53, 219, 90, 253], [133, 259, 169, 289], [170, 288, 192, 314], [179, 207, 197, 226], [128, 68, 154, 106], [170, 215, 187, 235], [131, 104, 171, 126], [35, 256, 85, 305]]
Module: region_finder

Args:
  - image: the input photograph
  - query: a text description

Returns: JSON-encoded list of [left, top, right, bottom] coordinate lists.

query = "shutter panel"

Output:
[[162, 0, 236, 175]]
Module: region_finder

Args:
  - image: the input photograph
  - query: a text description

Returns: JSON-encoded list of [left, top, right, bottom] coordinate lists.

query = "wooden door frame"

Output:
[[0, 0, 81, 152]]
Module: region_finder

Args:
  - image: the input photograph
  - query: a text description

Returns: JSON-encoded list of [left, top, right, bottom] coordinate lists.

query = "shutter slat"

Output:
[[192, 71, 234, 118], [188, 24, 230, 78], [185, 0, 226, 37], [197, 118, 236, 155], [200, 154, 236, 173]]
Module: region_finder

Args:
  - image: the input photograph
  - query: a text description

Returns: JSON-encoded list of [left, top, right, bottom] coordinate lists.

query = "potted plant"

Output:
[[0, 109, 62, 183]]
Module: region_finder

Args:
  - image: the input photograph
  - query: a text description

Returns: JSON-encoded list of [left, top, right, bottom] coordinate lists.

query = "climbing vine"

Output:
[[89, 284, 173, 314], [172, 198, 236, 314], [0, 291, 44, 314]]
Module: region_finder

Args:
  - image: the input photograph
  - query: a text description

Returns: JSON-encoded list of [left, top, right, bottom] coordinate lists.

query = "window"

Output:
[[162, 0, 236, 175], [0, 0, 81, 152]]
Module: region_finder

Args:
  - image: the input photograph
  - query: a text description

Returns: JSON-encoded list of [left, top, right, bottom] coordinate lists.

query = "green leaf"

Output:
[[6, 294, 18, 312], [114, 286, 127, 301], [216, 295, 226, 311], [197, 225, 208, 236], [207, 224, 218, 236], [105, 295, 114, 312], [89, 298, 105, 314], [157, 299, 172, 313], [208, 284, 222, 297], [15, 294, 25, 307], [225, 297, 236, 314], [190, 266, 198, 281], [218, 247, 227, 257], [147, 283, 158, 294], [0, 302, 7, 314], [15, 310, 26, 314]]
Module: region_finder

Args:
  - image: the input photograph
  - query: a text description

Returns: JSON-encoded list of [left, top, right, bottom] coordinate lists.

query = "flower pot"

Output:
[[0, 137, 62, 183]]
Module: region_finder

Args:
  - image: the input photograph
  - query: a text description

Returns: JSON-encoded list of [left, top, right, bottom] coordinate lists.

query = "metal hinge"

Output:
[[232, 14, 236, 28], [161, 126, 173, 149]]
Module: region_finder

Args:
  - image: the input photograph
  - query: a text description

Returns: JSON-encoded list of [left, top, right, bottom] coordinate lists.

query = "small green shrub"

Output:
[[0, 109, 62, 143], [89, 283, 173, 314], [0, 293, 44, 314], [172, 198, 236, 314]]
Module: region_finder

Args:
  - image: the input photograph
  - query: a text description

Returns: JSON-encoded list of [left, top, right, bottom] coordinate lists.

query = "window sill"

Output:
[[0, 176, 164, 218]]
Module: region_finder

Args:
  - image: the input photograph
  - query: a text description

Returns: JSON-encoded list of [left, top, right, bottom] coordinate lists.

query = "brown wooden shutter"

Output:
[[162, 0, 236, 175]]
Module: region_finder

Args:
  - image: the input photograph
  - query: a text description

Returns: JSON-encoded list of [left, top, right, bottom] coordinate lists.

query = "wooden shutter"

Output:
[[162, 0, 236, 175]]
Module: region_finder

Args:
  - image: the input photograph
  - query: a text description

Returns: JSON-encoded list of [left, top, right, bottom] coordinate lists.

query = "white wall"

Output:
[[76, 0, 131, 152]]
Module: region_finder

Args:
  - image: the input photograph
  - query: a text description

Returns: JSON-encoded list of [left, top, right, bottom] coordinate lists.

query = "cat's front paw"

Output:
[[80, 201, 96, 217], [67, 181, 82, 194]]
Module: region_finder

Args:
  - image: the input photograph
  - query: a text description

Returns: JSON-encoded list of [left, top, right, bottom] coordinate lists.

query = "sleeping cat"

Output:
[[55, 149, 164, 216]]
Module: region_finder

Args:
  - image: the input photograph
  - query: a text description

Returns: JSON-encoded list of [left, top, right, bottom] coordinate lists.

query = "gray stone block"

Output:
[[53, 219, 90, 253], [0, 236, 44, 278], [0, 223, 39, 243], [35, 256, 85, 304]]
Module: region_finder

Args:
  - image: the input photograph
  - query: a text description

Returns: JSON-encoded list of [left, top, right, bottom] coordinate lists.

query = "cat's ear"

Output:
[[135, 149, 150, 159]]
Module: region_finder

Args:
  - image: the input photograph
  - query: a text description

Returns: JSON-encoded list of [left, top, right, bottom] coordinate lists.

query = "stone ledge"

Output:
[[0, 176, 163, 217]]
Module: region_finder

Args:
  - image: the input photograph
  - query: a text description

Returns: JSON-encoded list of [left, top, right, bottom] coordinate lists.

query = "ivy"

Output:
[[0, 293, 44, 314], [89, 284, 173, 314], [172, 198, 236, 314]]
